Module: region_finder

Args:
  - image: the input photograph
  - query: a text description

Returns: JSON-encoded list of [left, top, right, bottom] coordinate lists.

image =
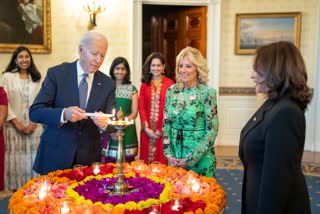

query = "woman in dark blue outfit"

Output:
[[239, 41, 312, 214]]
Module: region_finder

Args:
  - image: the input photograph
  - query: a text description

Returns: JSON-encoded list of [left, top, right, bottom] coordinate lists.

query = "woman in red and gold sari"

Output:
[[139, 52, 174, 164]]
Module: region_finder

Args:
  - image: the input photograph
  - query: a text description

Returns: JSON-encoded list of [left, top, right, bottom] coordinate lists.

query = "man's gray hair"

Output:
[[79, 30, 108, 47]]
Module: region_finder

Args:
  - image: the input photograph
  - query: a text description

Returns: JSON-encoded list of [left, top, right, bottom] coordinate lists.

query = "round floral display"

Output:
[[72, 174, 167, 205], [9, 162, 226, 214]]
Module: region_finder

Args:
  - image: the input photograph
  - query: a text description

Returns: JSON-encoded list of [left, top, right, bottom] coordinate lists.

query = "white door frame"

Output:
[[309, 1, 320, 152]]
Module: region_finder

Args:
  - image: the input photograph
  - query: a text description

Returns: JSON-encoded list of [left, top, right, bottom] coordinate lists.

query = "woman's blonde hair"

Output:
[[175, 46, 209, 85]]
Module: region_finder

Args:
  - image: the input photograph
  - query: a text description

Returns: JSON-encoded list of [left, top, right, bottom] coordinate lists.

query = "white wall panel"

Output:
[[216, 96, 256, 146]]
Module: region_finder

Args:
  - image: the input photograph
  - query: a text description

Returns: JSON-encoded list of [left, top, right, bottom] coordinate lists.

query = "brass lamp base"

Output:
[[113, 181, 129, 195], [108, 107, 134, 195]]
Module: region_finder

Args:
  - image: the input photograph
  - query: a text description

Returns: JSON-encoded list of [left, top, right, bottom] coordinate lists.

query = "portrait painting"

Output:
[[235, 12, 301, 55], [0, 0, 51, 53]]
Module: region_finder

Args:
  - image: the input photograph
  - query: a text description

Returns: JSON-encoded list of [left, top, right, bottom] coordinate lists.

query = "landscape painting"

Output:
[[235, 12, 301, 55]]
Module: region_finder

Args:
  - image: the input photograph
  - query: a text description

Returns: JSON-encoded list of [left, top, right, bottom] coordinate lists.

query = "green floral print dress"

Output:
[[163, 83, 218, 177]]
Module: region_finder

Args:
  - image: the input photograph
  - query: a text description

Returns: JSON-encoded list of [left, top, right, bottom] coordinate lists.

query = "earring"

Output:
[[161, 70, 165, 74], [12, 63, 19, 72]]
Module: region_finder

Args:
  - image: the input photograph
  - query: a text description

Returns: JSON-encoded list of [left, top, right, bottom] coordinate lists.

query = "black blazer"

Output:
[[239, 95, 311, 214], [29, 61, 116, 175]]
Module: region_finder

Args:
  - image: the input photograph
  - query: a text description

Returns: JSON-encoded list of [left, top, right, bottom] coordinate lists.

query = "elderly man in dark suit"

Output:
[[29, 30, 116, 175]]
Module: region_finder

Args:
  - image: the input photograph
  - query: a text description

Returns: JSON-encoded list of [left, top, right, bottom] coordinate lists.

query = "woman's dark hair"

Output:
[[109, 57, 132, 84], [254, 41, 312, 110], [141, 52, 169, 84], [3, 46, 41, 82]]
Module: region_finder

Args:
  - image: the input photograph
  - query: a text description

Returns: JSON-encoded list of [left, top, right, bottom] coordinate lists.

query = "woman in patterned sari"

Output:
[[101, 57, 138, 163], [163, 46, 219, 177], [139, 52, 174, 164]]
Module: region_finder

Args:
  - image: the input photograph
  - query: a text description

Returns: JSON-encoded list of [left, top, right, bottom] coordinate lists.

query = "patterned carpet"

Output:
[[0, 157, 319, 213], [217, 156, 320, 176], [216, 157, 320, 214]]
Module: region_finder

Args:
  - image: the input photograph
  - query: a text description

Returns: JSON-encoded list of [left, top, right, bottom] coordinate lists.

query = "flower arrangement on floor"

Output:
[[9, 162, 226, 214]]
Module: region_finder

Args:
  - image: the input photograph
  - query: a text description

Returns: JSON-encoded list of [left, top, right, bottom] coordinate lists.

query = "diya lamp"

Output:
[[134, 160, 145, 172], [60, 201, 70, 214], [151, 161, 161, 175], [149, 204, 161, 214], [171, 198, 183, 211], [92, 162, 101, 175], [38, 179, 51, 200], [187, 174, 201, 193], [107, 107, 134, 195]]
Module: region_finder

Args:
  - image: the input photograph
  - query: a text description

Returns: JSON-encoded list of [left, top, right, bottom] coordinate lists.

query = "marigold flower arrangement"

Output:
[[9, 162, 226, 214]]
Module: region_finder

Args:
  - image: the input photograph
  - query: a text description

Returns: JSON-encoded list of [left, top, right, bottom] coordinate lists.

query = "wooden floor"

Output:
[[215, 146, 320, 164]]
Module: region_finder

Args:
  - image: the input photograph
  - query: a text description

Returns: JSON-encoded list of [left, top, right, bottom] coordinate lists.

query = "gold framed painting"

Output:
[[0, 0, 51, 53], [235, 12, 301, 55]]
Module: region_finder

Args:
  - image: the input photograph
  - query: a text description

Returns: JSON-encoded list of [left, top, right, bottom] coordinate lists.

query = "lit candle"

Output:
[[60, 201, 70, 214], [84, 208, 90, 214], [38, 188, 47, 200], [38, 180, 50, 200], [149, 204, 161, 214], [93, 166, 100, 175], [137, 165, 143, 171], [151, 161, 160, 175], [112, 108, 115, 116], [92, 162, 101, 175], [152, 167, 160, 174], [171, 199, 182, 211], [191, 181, 200, 192], [135, 160, 144, 171]]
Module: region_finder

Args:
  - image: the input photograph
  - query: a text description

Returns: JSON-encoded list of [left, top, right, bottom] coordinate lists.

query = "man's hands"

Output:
[[91, 111, 108, 129], [63, 106, 87, 122], [63, 107, 108, 129]]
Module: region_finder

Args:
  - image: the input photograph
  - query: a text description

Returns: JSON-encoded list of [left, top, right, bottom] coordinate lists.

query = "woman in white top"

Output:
[[1, 46, 43, 190]]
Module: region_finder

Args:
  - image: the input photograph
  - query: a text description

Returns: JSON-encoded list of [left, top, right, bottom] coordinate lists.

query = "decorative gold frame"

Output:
[[235, 12, 301, 55], [0, 0, 51, 53]]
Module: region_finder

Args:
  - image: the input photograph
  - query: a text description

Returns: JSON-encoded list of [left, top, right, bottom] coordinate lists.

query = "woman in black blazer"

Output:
[[239, 41, 312, 214]]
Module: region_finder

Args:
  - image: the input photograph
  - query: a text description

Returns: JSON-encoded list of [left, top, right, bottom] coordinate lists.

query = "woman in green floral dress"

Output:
[[163, 47, 219, 177], [101, 57, 138, 163]]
